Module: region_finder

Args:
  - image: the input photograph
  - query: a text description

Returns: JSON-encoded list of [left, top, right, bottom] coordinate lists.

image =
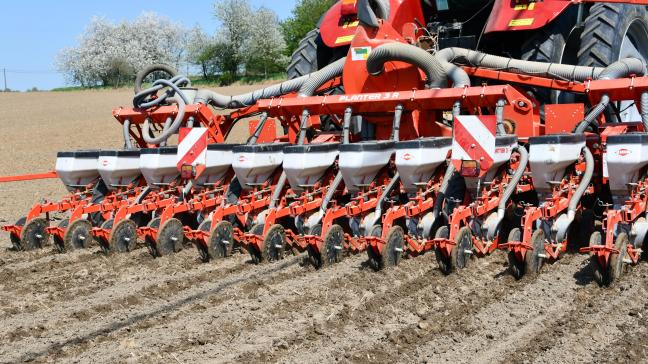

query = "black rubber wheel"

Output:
[[209, 221, 235, 260], [374, 226, 405, 271], [144, 218, 160, 256], [366, 225, 383, 270], [9, 217, 26, 251], [525, 229, 545, 276], [287, 29, 320, 79], [434, 226, 452, 274], [155, 218, 184, 257], [608, 233, 629, 285], [507, 228, 525, 279], [452, 226, 473, 271], [247, 224, 265, 264], [110, 219, 138, 253], [260, 224, 286, 263], [311, 224, 345, 269], [521, 5, 579, 106], [98, 219, 114, 255], [52, 219, 69, 253], [20, 217, 49, 251], [579, 3, 648, 122], [195, 220, 211, 263], [63, 219, 93, 252], [589, 231, 606, 285]]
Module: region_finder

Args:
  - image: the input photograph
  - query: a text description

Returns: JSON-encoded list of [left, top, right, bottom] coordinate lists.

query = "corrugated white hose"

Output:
[[436, 48, 645, 82], [641, 91, 648, 131], [487, 145, 528, 240], [555, 146, 595, 242]]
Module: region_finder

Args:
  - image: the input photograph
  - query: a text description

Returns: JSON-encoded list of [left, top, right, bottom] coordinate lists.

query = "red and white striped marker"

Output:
[[451, 115, 496, 176], [177, 127, 208, 177]]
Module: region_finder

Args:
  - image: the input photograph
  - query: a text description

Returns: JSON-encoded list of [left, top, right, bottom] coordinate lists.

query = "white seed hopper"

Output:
[[529, 134, 586, 193], [339, 141, 395, 192], [195, 144, 239, 187], [395, 137, 452, 192], [97, 150, 142, 190], [232, 143, 288, 189], [139, 147, 180, 188], [606, 133, 648, 195], [55, 150, 101, 192], [283, 143, 340, 192]]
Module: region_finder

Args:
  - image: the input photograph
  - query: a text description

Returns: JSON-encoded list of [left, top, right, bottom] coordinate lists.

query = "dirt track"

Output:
[[1, 90, 648, 363]]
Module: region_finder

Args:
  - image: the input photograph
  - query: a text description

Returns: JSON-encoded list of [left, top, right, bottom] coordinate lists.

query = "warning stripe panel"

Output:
[[177, 128, 208, 171]]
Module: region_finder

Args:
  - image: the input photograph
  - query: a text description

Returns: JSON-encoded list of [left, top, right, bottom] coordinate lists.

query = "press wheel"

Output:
[[155, 218, 184, 257], [247, 224, 264, 264], [365, 225, 383, 270], [375, 226, 405, 271], [452, 226, 473, 271], [9, 217, 26, 251], [434, 226, 452, 274], [525, 229, 545, 276], [209, 221, 235, 260], [311, 224, 344, 269], [110, 219, 138, 253], [261, 224, 286, 263], [195, 220, 211, 262], [19, 217, 49, 251], [98, 219, 114, 255], [507, 228, 525, 279], [64, 219, 93, 252]]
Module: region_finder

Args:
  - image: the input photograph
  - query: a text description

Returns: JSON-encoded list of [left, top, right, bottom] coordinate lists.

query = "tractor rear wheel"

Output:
[[521, 6, 579, 107], [579, 3, 648, 122]]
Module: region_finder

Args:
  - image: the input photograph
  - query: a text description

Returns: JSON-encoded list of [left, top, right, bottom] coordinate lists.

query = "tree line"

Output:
[[56, 0, 335, 88]]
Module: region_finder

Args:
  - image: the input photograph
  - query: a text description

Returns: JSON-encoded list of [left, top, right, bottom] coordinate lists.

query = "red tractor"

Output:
[[289, 0, 648, 121]]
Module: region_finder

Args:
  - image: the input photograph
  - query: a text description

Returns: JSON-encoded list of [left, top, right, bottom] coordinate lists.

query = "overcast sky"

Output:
[[0, 0, 296, 91]]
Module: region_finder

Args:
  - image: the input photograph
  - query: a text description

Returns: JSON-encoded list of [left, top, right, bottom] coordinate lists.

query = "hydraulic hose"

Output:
[[247, 112, 269, 145], [568, 147, 595, 221], [641, 91, 648, 131], [343, 107, 353, 144], [123, 119, 133, 149], [556, 146, 595, 242], [134, 63, 180, 94], [142, 94, 186, 145], [436, 48, 645, 82], [366, 42, 447, 88], [357, 0, 390, 28], [487, 145, 528, 240], [297, 58, 346, 97], [574, 94, 610, 133], [495, 99, 506, 135], [391, 104, 403, 142]]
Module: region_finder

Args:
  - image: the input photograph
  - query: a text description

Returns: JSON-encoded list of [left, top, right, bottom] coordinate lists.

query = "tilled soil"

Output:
[[2, 91, 648, 363]]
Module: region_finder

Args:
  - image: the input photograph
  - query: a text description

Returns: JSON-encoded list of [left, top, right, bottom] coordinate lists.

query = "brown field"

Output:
[[1, 88, 648, 363]]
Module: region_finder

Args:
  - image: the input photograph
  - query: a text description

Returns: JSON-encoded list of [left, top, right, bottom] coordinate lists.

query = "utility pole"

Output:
[[2, 68, 6, 91]]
